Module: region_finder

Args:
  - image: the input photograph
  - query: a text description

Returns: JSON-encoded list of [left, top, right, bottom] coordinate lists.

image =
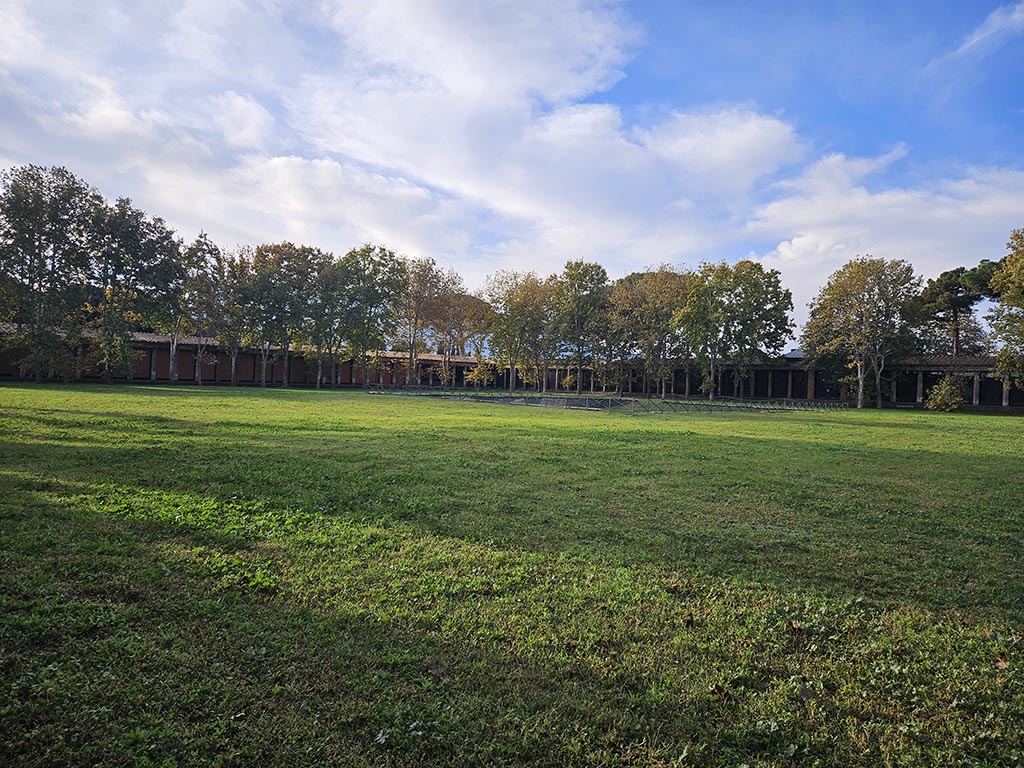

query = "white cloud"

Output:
[[945, 1, 1024, 59], [1, 0, 1021, 324], [211, 91, 275, 149], [637, 108, 803, 197], [749, 152, 1024, 325]]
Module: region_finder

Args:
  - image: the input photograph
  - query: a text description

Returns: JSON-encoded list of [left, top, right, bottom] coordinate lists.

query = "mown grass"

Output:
[[0, 383, 1021, 766]]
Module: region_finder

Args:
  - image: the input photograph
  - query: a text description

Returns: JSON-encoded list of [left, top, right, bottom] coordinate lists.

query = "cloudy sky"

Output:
[[2, 1, 1023, 323]]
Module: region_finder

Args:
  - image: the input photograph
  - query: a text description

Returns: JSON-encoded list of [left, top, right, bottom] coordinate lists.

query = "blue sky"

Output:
[[1, 1, 1022, 324]]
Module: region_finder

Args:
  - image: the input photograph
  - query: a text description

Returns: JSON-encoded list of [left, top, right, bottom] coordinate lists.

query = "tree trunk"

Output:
[[194, 346, 202, 386], [952, 308, 960, 358], [282, 345, 290, 388], [856, 360, 865, 409], [316, 358, 323, 389], [169, 336, 178, 385], [874, 360, 885, 408], [230, 350, 238, 386]]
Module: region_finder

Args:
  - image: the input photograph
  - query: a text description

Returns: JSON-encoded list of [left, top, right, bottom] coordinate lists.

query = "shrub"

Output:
[[925, 375, 965, 412]]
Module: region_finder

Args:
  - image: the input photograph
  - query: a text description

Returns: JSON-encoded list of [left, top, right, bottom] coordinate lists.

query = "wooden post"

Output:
[[807, 370, 815, 400], [916, 372, 924, 403]]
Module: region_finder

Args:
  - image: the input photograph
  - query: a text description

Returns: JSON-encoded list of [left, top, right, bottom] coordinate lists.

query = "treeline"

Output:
[[2, 165, 1023, 405]]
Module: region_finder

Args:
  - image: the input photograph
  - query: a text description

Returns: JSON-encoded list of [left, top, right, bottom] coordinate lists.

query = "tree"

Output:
[[301, 250, 355, 389], [87, 198, 181, 383], [423, 271, 481, 385], [485, 270, 550, 392], [550, 260, 610, 394], [0, 165, 100, 381], [208, 247, 252, 386], [990, 229, 1024, 387], [151, 232, 219, 385], [919, 267, 986, 358], [596, 279, 636, 394], [184, 234, 222, 385], [679, 260, 792, 400], [245, 246, 289, 387], [244, 242, 323, 387], [396, 256, 444, 384], [341, 244, 406, 390], [802, 256, 921, 408], [611, 267, 690, 397]]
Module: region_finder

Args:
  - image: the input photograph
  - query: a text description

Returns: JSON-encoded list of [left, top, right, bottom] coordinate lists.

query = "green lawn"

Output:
[[1, 384, 1021, 766]]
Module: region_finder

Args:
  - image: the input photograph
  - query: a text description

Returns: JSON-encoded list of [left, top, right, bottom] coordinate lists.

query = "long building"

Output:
[[2, 331, 1022, 408]]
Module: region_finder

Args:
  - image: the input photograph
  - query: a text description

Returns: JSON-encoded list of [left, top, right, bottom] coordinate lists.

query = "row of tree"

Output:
[[2, 165, 1023, 405]]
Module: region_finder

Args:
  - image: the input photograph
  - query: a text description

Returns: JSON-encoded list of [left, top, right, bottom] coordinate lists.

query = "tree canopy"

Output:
[[2, 164, 1022, 404]]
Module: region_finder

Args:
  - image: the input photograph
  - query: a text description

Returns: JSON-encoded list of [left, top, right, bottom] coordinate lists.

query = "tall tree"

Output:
[[184, 233, 222, 385], [245, 246, 289, 387], [611, 267, 691, 397], [0, 165, 100, 381], [87, 198, 181, 383], [396, 256, 443, 384], [341, 244, 406, 390], [551, 260, 610, 394], [245, 242, 321, 387], [990, 229, 1024, 387], [423, 270, 475, 385], [679, 261, 792, 400], [802, 256, 920, 408], [918, 266, 986, 358], [301, 251, 352, 389], [485, 270, 550, 392], [208, 247, 252, 386]]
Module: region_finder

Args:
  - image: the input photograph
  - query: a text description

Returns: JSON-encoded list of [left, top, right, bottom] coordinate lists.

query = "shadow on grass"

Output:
[[2, 409, 1021, 623], [2, 483, 836, 767]]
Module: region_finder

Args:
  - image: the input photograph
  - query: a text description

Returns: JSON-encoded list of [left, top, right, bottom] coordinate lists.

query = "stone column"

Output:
[[973, 373, 980, 406], [916, 372, 924, 403]]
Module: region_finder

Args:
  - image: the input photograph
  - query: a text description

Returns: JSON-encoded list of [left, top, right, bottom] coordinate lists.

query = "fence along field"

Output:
[[368, 385, 851, 413], [0, 384, 1021, 766]]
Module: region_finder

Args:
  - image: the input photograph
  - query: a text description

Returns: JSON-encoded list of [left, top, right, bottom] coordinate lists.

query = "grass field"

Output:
[[1, 384, 1021, 766]]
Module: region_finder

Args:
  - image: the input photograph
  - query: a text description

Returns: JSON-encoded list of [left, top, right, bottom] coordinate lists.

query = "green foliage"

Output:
[[679, 260, 793, 400], [990, 229, 1024, 387], [0, 165, 101, 380], [925, 375, 966, 412], [611, 266, 690, 397], [465, 360, 495, 388], [803, 256, 921, 408], [550, 260, 610, 394], [1, 385, 1022, 766], [485, 270, 551, 391]]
